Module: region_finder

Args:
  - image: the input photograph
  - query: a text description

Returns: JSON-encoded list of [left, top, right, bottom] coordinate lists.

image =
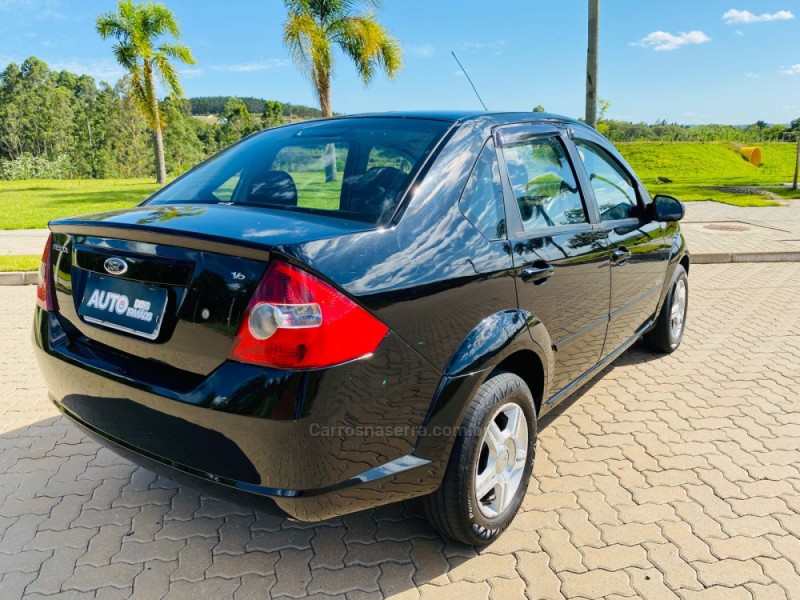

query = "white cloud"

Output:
[[735, 30, 744, 36], [460, 40, 507, 52], [722, 9, 794, 24], [46, 58, 125, 80], [178, 68, 203, 79], [210, 59, 289, 73], [779, 64, 800, 75], [745, 72, 759, 78], [635, 31, 711, 51], [406, 43, 434, 58], [0, 0, 66, 20]]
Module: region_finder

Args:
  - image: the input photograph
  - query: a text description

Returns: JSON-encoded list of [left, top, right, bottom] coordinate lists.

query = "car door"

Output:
[[496, 125, 610, 395], [572, 135, 670, 357]]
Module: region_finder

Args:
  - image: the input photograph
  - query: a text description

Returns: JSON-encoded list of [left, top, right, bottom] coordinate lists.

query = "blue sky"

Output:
[[1, 0, 798, 124]]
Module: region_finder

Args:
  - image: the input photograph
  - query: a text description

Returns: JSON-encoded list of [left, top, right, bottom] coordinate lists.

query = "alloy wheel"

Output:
[[474, 402, 528, 519]]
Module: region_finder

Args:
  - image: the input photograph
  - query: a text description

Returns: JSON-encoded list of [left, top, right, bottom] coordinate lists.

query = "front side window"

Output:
[[459, 139, 506, 240], [575, 139, 639, 221], [502, 136, 587, 230], [148, 118, 451, 224]]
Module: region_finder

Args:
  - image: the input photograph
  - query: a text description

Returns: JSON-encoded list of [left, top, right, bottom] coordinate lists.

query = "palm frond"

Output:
[[153, 54, 183, 99], [158, 43, 196, 66], [283, 12, 323, 80], [149, 3, 181, 38], [96, 13, 125, 40], [112, 42, 139, 71], [127, 68, 154, 127], [333, 14, 402, 85]]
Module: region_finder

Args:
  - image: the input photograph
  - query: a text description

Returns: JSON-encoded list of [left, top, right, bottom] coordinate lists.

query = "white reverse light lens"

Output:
[[248, 302, 323, 340], [248, 303, 284, 340], [275, 303, 322, 328]]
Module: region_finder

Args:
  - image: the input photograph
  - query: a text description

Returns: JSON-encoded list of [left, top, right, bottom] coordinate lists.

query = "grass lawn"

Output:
[[618, 142, 800, 207], [0, 142, 797, 230], [0, 173, 343, 230], [0, 255, 40, 271], [0, 179, 162, 229]]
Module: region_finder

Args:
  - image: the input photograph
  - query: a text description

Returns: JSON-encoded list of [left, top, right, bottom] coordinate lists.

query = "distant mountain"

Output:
[[188, 96, 324, 119]]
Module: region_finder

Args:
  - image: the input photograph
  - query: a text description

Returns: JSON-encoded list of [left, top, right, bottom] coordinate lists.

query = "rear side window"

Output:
[[502, 136, 588, 230], [575, 139, 639, 221], [148, 118, 451, 225], [459, 139, 506, 240]]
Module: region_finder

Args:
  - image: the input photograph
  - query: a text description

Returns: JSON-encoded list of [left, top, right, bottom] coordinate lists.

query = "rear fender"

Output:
[[413, 309, 551, 473]]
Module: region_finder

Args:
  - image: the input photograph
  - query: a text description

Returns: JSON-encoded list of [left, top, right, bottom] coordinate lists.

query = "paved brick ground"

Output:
[[681, 201, 800, 258], [1, 263, 799, 599]]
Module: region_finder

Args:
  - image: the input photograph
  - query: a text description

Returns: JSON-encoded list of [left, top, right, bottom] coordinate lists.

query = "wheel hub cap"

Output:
[[474, 402, 528, 519], [670, 279, 687, 342]]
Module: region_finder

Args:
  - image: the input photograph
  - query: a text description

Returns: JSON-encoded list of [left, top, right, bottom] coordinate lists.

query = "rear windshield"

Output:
[[147, 117, 452, 224]]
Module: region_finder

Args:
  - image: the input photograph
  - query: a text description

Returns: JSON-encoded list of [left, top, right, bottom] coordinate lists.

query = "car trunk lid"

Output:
[[47, 204, 372, 378]]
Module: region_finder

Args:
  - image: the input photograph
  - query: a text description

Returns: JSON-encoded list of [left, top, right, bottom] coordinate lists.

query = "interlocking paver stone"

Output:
[[2, 264, 800, 598]]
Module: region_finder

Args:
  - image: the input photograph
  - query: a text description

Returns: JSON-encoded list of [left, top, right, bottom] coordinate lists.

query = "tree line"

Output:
[[601, 119, 799, 144], [188, 96, 322, 119], [0, 56, 318, 180]]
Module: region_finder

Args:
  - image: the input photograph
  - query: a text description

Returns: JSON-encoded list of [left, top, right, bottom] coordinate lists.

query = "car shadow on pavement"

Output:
[[1, 413, 531, 598], [537, 343, 662, 428]]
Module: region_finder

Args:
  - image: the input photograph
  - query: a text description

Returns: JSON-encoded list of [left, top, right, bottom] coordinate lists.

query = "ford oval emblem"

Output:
[[103, 257, 128, 276]]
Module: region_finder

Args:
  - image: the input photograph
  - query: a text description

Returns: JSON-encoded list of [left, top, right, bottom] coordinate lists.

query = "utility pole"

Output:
[[585, 0, 599, 128]]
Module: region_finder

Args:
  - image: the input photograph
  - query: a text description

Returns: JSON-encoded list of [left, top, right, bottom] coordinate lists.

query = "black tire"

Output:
[[644, 264, 688, 353], [422, 371, 537, 545]]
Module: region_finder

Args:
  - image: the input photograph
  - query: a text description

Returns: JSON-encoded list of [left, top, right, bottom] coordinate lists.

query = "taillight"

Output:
[[36, 233, 57, 311], [229, 260, 389, 369]]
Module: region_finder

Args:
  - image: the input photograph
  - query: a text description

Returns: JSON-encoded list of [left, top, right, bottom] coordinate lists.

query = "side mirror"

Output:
[[653, 195, 685, 222]]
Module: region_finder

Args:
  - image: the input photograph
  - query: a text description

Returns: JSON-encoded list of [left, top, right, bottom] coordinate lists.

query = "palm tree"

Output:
[[283, 0, 402, 180], [585, 0, 599, 128], [97, 0, 195, 184]]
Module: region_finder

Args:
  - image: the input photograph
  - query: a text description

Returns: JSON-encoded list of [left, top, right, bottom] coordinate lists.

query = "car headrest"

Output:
[[247, 170, 298, 207], [347, 167, 408, 218]]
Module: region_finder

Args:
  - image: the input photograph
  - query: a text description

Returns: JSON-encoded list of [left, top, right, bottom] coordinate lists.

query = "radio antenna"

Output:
[[451, 51, 488, 111]]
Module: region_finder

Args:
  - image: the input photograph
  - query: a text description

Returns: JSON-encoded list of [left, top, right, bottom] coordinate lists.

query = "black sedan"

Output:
[[33, 111, 689, 544]]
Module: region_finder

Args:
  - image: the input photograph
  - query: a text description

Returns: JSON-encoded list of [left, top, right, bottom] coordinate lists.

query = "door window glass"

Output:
[[575, 140, 639, 221], [459, 139, 506, 240], [502, 136, 587, 230]]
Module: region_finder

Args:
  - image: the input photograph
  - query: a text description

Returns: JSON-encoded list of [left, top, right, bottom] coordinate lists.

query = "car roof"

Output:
[[331, 110, 586, 128]]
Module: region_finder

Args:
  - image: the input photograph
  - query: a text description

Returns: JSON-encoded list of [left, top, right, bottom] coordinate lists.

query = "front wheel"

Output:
[[644, 264, 688, 353], [422, 371, 537, 545]]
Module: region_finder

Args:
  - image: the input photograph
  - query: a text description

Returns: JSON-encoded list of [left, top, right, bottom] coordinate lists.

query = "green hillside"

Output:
[[618, 142, 798, 206]]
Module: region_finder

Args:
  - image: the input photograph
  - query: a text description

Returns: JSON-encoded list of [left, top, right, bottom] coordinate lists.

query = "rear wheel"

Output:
[[644, 264, 688, 353], [423, 371, 536, 545]]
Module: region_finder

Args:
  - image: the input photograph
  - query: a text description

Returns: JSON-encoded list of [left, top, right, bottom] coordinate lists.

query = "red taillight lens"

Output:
[[36, 233, 57, 311], [229, 260, 389, 369]]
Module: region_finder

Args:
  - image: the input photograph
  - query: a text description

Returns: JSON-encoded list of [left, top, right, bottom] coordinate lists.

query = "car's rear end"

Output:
[[32, 116, 455, 520]]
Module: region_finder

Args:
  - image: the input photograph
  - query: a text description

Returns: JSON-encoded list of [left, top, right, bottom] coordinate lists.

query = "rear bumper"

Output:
[[33, 307, 448, 521]]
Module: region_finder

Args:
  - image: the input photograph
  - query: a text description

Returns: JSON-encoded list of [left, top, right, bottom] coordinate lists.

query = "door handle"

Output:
[[521, 263, 554, 284], [611, 247, 632, 266]]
